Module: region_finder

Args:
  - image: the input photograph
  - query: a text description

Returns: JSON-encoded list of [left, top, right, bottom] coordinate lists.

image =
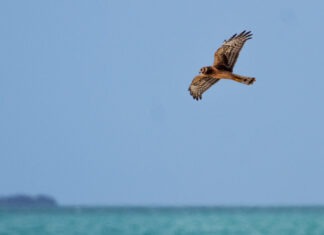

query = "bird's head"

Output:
[[199, 66, 212, 74]]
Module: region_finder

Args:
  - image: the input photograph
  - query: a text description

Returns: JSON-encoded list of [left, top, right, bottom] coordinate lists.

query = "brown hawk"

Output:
[[188, 30, 255, 100]]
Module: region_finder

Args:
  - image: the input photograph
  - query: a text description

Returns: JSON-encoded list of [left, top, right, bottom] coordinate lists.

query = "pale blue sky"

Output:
[[1, 0, 324, 206]]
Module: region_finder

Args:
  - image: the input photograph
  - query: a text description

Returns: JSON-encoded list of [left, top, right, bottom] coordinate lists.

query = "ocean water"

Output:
[[1, 207, 324, 235]]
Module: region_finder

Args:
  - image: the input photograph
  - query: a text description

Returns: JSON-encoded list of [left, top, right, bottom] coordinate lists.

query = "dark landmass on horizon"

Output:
[[0, 194, 58, 208]]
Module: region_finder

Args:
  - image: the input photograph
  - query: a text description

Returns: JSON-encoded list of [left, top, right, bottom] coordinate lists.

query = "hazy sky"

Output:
[[1, 0, 324, 206]]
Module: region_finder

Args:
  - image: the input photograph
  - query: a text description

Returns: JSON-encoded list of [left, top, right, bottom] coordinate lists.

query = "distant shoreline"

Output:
[[0, 194, 58, 208]]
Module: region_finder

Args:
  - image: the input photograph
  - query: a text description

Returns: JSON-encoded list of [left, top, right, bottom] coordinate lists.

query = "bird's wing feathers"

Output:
[[213, 30, 252, 72], [188, 74, 220, 100]]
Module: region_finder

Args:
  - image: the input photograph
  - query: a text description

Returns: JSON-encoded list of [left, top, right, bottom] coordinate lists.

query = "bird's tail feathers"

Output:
[[231, 74, 255, 85]]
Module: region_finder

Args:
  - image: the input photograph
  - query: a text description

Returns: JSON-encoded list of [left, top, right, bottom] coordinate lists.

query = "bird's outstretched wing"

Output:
[[213, 30, 252, 72], [188, 74, 220, 100]]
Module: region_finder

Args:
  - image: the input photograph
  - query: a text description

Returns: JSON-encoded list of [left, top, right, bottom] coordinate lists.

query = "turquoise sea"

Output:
[[1, 207, 324, 235]]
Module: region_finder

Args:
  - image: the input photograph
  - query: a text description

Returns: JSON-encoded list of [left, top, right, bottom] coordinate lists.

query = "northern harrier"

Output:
[[188, 30, 255, 100]]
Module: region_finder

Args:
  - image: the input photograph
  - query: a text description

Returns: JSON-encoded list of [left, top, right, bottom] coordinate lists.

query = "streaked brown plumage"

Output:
[[188, 31, 255, 100]]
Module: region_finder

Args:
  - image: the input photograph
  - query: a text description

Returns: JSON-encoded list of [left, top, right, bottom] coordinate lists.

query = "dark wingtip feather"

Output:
[[226, 33, 237, 42], [193, 95, 199, 101], [189, 91, 202, 101], [243, 30, 253, 39], [238, 30, 246, 37], [226, 30, 253, 42]]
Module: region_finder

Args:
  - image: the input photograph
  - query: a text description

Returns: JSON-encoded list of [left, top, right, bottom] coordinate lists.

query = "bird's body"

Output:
[[188, 31, 255, 100]]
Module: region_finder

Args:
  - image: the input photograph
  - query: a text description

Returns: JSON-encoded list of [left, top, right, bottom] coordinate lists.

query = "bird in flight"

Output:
[[188, 30, 255, 100]]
